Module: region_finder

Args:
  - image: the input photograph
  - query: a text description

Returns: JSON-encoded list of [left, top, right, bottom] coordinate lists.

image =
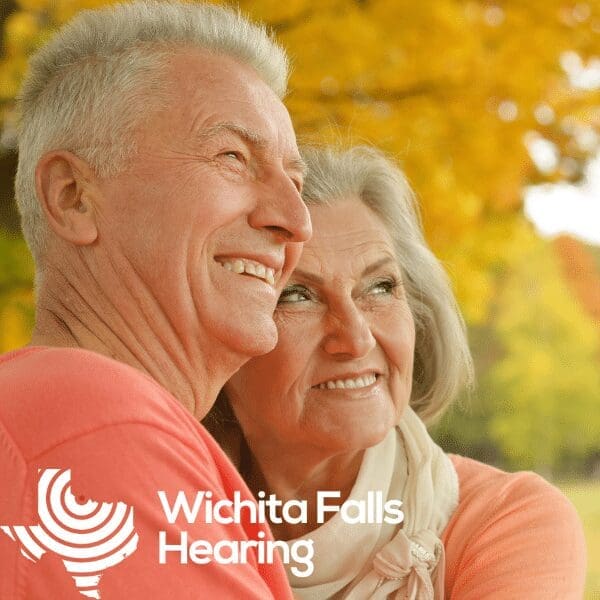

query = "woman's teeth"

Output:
[[317, 373, 377, 390], [220, 259, 275, 286]]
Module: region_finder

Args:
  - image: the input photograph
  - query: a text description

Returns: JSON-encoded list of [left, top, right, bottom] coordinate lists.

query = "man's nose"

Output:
[[248, 171, 312, 243], [322, 302, 376, 359]]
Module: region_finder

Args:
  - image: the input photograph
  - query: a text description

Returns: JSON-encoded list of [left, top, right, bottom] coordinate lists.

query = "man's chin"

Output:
[[220, 317, 278, 360]]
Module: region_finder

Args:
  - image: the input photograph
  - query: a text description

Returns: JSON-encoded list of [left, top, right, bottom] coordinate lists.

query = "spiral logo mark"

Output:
[[1, 468, 139, 599]]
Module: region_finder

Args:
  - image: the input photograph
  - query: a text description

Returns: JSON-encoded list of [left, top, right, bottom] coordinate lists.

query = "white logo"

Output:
[[1, 468, 139, 599]]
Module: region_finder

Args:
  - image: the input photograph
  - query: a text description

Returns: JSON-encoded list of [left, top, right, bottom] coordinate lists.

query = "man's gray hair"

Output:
[[300, 145, 474, 423], [15, 0, 288, 268]]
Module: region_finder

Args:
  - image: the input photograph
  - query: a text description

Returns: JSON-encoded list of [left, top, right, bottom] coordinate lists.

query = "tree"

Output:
[[554, 235, 600, 327], [484, 229, 600, 474]]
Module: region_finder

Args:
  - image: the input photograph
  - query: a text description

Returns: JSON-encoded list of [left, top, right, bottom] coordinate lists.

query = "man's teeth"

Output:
[[317, 374, 377, 390], [221, 259, 275, 285]]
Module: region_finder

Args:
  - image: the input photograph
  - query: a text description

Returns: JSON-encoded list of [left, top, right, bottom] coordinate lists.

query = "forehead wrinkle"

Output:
[[306, 233, 394, 258]]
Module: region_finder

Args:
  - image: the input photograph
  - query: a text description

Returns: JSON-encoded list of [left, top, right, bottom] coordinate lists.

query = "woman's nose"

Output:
[[322, 303, 376, 358]]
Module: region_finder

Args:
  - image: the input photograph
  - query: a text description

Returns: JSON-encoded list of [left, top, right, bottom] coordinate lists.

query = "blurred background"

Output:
[[0, 0, 599, 595]]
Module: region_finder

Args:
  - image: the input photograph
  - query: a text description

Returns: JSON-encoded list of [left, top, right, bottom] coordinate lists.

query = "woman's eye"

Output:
[[368, 278, 397, 295], [278, 285, 311, 304]]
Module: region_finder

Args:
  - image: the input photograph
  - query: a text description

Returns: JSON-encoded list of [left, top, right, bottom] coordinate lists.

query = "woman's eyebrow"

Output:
[[291, 257, 397, 286], [290, 269, 324, 286], [362, 257, 396, 277]]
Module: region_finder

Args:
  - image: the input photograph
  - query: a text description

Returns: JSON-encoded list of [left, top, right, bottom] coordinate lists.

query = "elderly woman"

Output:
[[206, 146, 586, 599]]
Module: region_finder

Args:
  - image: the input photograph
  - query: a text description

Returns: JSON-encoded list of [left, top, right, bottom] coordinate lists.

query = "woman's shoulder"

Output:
[[445, 453, 583, 541], [448, 453, 564, 502], [441, 454, 586, 599]]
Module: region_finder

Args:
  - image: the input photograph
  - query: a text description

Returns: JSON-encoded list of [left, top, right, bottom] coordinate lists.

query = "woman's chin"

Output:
[[312, 421, 395, 456]]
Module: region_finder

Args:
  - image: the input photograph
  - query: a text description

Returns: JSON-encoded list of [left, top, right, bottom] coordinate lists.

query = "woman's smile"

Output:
[[311, 371, 380, 390]]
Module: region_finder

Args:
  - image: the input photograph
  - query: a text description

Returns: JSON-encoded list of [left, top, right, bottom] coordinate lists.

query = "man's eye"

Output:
[[222, 150, 244, 162], [291, 177, 303, 193], [278, 285, 311, 304]]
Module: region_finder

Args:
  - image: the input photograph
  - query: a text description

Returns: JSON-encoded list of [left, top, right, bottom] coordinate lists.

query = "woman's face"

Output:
[[225, 196, 416, 456]]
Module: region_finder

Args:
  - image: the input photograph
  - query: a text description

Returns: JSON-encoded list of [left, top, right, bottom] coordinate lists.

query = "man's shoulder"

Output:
[[0, 346, 202, 462], [0, 349, 282, 600], [1, 345, 163, 396]]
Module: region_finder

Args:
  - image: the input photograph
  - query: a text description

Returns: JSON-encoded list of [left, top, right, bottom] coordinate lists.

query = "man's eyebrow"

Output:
[[195, 121, 267, 148], [290, 257, 398, 287], [286, 155, 308, 177]]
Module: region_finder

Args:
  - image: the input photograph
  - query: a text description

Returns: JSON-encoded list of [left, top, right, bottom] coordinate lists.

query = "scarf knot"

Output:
[[371, 529, 440, 598]]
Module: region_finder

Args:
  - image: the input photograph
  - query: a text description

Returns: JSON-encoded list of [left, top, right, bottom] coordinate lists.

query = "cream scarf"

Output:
[[283, 407, 458, 599]]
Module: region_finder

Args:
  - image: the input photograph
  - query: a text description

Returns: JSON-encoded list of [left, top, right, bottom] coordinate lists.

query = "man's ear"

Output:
[[35, 150, 99, 245]]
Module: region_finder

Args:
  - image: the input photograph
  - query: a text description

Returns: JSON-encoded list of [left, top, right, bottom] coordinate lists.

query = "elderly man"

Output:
[[0, 1, 310, 598]]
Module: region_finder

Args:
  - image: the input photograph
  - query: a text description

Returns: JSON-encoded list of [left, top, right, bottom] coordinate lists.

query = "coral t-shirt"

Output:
[[443, 454, 587, 599], [0, 346, 293, 600]]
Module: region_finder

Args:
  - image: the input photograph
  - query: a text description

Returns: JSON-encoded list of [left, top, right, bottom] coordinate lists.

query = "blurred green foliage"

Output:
[[0, 228, 34, 350], [435, 229, 600, 477]]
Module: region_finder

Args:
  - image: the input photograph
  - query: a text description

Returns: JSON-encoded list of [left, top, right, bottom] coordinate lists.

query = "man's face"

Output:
[[95, 49, 311, 361]]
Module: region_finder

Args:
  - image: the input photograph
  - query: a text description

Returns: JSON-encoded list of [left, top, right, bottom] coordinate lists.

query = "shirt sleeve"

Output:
[[7, 422, 284, 600], [0, 347, 292, 600], [444, 468, 587, 600]]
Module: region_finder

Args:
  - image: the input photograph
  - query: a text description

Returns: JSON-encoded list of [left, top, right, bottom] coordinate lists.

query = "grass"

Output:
[[560, 481, 600, 599]]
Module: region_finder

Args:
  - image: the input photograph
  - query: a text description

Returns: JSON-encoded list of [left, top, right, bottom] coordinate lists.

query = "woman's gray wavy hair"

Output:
[[300, 145, 474, 423], [15, 0, 288, 274]]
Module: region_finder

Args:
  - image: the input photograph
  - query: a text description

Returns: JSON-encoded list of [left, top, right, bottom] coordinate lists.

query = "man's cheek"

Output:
[[282, 242, 305, 280]]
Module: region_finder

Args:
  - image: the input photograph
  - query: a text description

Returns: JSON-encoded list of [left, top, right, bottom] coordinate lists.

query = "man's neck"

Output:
[[31, 264, 241, 419]]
